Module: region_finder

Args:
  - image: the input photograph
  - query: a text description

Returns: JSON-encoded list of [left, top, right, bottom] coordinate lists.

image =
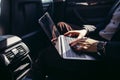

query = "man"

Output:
[[57, 5, 120, 58], [32, 3, 120, 80]]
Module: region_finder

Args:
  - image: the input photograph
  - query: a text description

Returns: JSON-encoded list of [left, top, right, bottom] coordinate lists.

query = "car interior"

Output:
[[0, 0, 120, 80]]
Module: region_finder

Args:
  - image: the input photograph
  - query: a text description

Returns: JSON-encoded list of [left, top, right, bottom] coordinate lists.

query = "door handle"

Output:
[[67, 2, 89, 6]]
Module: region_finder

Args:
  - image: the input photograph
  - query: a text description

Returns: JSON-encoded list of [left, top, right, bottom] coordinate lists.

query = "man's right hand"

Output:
[[64, 30, 88, 48], [69, 38, 99, 53]]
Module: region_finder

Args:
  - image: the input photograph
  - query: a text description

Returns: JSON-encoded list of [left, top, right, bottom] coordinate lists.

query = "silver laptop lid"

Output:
[[38, 12, 60, 40]]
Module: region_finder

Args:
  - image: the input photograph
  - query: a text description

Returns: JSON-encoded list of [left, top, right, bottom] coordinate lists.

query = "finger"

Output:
[[66, 25, 70, 31], [70, 42, 79, 47], [70, 38, 81, 44], [57, 22, 61, 27], [69, 26, 73, 31], [70, 39, 81, 47], [68, 26, 73, 31], [77, 37, 88, 42], [65, 24, 72, 31], [75, 45, 83, 51], [64, 31, 71, 36], [82, 44, 90, 49], [83, 46, 88, 49], [70, 40, 91, 49], [61, 24, 67, 31], [70, 37, 88, 45], [75, 45, 89, 51], [81, 44, 92, 52], [68, 33, 72, 37], [59, 24, 64, 31], [64, 31, 76, 36]]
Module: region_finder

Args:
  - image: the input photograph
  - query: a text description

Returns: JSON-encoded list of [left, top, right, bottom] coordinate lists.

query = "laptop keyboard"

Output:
[[65, 36, 75, 43]]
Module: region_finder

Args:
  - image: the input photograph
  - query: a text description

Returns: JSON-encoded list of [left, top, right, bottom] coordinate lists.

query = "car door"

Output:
[[64, 0, 116, 25], [54, 0, 116, 26]]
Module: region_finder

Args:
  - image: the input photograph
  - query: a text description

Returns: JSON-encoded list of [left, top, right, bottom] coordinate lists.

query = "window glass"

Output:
[[0, 0, 1, 15], [42, 0, 52, 3]]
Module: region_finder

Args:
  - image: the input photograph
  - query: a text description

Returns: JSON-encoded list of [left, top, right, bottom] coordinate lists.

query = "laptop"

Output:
[[38, 12, 96, 60]]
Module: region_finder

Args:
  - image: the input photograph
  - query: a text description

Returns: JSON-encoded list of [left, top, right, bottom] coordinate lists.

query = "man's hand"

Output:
[[57, 22, 73, 31], [64, 30, 87, 39], [51, 38, 57, 45], [70, 38, 99, 53]]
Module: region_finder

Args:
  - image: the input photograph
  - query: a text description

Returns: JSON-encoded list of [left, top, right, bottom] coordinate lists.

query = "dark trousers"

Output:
[[32, 45, 105, 80]]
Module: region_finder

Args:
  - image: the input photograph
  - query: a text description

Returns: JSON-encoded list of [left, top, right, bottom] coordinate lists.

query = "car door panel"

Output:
[[64, 0, 116, 25]]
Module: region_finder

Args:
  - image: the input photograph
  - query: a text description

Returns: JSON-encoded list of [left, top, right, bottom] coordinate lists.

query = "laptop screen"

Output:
[[38, 12, 60, 41]]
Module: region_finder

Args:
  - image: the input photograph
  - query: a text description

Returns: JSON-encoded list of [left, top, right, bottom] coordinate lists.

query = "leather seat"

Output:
[[11, 0, 44, 36]]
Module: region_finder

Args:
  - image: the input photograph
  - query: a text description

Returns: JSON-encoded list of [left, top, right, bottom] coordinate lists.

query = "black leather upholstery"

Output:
[[11, 0, 44, 37]]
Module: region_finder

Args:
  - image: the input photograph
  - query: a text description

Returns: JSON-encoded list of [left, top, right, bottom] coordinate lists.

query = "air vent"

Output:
[[5, 45, 27, 62], [16, 46, 26, 56], [5, 51, 15, 62]]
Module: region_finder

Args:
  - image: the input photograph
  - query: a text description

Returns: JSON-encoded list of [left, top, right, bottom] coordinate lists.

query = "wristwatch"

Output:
[[97, 41, 107, 56]]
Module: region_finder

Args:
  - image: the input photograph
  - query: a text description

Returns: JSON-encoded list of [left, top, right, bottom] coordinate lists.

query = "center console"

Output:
[[0, 35, 32, 80]]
